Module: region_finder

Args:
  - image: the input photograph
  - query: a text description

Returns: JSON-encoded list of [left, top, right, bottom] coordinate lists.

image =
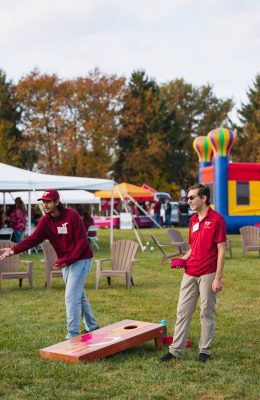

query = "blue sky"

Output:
[[0, 0, 259, 115]]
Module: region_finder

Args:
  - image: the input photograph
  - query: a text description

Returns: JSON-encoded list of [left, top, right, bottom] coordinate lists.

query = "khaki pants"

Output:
[[169, 272, 216, 358]]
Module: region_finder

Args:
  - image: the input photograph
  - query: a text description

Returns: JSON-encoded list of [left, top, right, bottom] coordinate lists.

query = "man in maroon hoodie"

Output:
[[0, 189, 99, 339]]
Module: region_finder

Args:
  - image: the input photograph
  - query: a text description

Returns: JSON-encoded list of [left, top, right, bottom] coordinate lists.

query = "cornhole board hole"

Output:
[[40, 319, 166, 363]]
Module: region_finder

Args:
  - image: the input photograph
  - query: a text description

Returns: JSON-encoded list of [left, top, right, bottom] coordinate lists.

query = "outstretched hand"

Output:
[[0, 248, 14, 260], [52, 262, 67, 270]]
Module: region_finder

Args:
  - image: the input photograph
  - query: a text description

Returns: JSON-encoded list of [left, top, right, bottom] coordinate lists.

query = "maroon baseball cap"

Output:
[[37, 189, 60, 201]]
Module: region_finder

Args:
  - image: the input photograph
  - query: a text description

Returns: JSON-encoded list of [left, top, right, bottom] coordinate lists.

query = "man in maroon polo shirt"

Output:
[[161, 184, 226, 363], [0, 189, 99, 339]]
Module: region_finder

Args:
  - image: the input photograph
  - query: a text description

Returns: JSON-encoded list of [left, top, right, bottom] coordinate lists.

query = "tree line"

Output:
[[0, 68, 259, 196]]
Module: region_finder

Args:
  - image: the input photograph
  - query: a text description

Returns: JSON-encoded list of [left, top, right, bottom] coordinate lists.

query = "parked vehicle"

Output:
[[153, 192, 171, 202], [155, 193, 195, 226], [170, 202, 179, 225], [163, 202, 195, 226]]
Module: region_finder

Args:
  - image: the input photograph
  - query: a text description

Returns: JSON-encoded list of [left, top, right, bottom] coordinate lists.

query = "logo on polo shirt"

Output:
[[204, 221, 212, 228], [57, 222, 69, 234]]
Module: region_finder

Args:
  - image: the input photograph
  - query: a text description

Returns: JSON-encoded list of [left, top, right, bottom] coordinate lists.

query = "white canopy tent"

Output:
[[0, 163, 114, 191], [0, 190, 100, 205], [0, 162, 114, 244]]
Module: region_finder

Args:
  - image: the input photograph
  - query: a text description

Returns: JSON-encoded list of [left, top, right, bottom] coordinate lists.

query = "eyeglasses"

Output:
[[187, 195, 199, 201]]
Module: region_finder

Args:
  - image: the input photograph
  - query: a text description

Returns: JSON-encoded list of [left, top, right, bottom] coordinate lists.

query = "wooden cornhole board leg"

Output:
[[40, 319, 166, 363]]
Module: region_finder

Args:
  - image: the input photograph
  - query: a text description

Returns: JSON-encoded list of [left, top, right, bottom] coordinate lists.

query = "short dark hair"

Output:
[[187, 184, 210, 206], [57, 202, 65, 211]]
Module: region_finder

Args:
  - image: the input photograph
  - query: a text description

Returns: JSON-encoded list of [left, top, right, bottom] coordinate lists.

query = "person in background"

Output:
[[82, 211, 96, 241], [0, 189, 99, 339], [150, 203, 155, 216], [164, 198, 172, 228], [31, 205, 42, 226], [153, 199, 162, 226], [129, 201, 139, 217], [101, 199, 110, 216], [161, 184, 226, 363], [10, 197, 27, 243], [178, 197, 190, 227], [0, 210, 10, 229], [144, 201, 151, 216]]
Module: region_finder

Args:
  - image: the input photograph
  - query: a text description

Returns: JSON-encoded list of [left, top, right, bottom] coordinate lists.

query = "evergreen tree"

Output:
[[114, 72, 234, 194], [234, 74, 260, 162], [158, 79, 233, 188], [114, 70, 167, 188]]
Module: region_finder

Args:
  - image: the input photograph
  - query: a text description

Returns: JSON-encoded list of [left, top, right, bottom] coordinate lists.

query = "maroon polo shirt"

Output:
[[12, 208, 93, 266], [185, 207, 226, 277]]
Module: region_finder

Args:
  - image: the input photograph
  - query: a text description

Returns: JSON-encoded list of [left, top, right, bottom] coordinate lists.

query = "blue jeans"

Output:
[[13, 230, 23, 243], [153, 214, 161, 227], [165, 214, 171, 227], [180, 214, 189, 227], [62, 259, 98, 339]]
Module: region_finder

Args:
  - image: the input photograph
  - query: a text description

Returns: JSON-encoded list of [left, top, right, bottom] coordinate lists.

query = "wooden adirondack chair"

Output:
[[0, 240, 33, 290], [41, 240, 63, 289], [239, 226, 260, 257], [87, 225, 100, 249], [225, 238, 232, 258], [166, 229, 190, 255], [95, 240, 139, 289], [167, 228, 232, 258], [150, 234, 180, 264]]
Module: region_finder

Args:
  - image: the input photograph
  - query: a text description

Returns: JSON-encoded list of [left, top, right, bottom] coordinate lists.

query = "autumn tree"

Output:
[[0, 69, 28, 167], [15, 69, 125, 176], [233, 74, 260, 162], [114, 70, 169, 188], [60, 69, 126, 178], [15, 70, 69, 173]]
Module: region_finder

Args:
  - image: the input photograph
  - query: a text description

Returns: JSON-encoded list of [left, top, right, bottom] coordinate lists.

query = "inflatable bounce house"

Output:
[[193, 128, 260, 233]]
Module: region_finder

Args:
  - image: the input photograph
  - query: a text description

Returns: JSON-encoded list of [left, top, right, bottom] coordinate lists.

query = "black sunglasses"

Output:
[[187, 195, 199, 201]]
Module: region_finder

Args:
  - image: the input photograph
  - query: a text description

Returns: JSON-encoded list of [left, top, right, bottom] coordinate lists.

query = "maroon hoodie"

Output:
[[12, 208, 93, 266]]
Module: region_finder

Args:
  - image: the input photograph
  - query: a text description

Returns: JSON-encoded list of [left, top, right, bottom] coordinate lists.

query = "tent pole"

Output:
[[120, 191, 161, 228], [132, 217, 147, 243], [132, 220, 145, 251], [109, 180, 115, 248], [28, 191, 31, 236], [28, 191, 32, 255], [117, 185, 146, 252], [3, 192, 6, 212]]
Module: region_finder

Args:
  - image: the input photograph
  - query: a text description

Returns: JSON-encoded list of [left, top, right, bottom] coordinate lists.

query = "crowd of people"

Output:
[[0, 198, 97, 244], [142, 197, 192, 228], [0, 193, 192, 244]]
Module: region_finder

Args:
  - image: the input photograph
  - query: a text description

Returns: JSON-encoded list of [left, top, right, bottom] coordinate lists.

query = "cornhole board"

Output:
[[40, 319, 166, 363]]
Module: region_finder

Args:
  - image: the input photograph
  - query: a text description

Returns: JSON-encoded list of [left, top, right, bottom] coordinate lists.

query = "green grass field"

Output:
[[0, 228, 259, 400]]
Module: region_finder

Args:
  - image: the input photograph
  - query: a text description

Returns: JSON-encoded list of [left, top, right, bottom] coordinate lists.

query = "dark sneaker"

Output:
[[160, 352, 179, 362], [198, 353, 210, 363], [81, 325, 100, 334], [91, 325, 100, 332]]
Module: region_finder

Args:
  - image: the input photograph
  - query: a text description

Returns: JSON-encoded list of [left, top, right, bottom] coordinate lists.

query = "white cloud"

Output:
[[0, 0, 259, 110]]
